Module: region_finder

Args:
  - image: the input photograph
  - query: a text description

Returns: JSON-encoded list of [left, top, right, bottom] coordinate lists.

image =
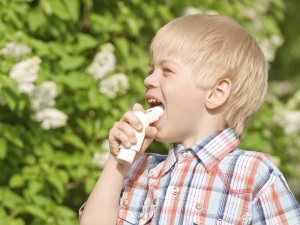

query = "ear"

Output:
[[205, 78, 231, 110]]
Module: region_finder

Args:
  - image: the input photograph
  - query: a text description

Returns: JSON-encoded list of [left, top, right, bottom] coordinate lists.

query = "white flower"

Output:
[[32, 108, 68, 129], [0, 42, 32, 59], [183, 7, 202, 16], [283, 111, 300, 134], [260, 35, 283, 63], [287, 89, 300, 109], [92, 152, 109, 168], [19, 83, 36, 95], [30, 81, 57, 111], [99, 73, 130, 99], [9, 56, 41, 94], [206, 10, 218, 15], [275, 110, 300, 135], [102, 139, 110, 152], [100, 43, 115, 52], [86, 43, 116, 80]]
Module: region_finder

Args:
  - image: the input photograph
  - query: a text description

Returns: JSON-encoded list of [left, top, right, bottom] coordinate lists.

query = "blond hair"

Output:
[[151, 14, 268, 139]]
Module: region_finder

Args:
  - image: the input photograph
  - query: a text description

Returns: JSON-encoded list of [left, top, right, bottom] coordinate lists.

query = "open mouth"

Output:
[[147, 98, 163, 108]]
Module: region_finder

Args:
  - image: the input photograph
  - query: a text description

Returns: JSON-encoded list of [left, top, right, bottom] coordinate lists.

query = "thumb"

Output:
[[139, 126, 157, 154]]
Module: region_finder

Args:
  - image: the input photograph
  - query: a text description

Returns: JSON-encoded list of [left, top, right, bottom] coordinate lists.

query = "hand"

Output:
[[108, 103, 157, 162]]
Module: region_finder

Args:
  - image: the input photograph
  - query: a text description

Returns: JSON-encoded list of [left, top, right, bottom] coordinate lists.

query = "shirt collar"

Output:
[[163, 128, 240, 175]]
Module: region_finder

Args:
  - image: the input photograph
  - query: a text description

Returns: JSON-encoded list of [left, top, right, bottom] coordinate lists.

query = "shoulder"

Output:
[[223, 148, 281, 175], [219, 148, 283, 196]]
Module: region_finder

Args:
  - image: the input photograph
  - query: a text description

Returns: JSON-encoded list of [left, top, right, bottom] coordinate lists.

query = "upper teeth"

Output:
[[147, 98, 161, 104]]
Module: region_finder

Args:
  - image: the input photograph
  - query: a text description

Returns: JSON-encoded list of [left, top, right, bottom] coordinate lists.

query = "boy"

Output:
[[79, 14, 300, 225]]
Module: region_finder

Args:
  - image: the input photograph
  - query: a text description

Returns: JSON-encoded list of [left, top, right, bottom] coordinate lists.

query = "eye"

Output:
[[148, 65, 154, 75], [162, 67, 173, 74], [148, 69, 154, 75]]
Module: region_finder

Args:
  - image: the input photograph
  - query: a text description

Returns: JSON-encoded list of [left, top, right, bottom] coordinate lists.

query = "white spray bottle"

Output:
[[116, 105, 164, 165]]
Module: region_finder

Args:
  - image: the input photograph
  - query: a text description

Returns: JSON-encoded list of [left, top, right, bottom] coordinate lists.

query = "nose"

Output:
[[144, 72, 159, 89]]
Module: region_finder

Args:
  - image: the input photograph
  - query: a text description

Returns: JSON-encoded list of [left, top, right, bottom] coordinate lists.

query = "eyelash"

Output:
[[162, 68, 172, 73], [148, 69, 154, 75], [148, 67, 173, 75]]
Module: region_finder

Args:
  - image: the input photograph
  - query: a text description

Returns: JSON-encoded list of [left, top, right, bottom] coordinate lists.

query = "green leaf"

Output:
[[76, 118, 94, 139], [54, 206, 76, 218], [28, 38, 49, 56], [0, 187, 24, 209], [9, 174, 25, 188], [27, 9, 46, 32], [0, 75, 19, 94], [0, 138, 8, 159], [7, 10, 22, 29], [64, 0, 80, 22], [40, 0, 53, 15], [87, 87, 112, 110], [59, 55, 85, 70], [62, 133, 86, 150], [3, 130, 24, 148], [46, 172, 65, 200], [24, 205, 48, 220], [126, 17, 140, 36], [115, 37, 129, 59], [28, 180, 43, 194], [49, 0, 70, 21], [62, 72, 90, 89], [1, 88, 18, 110], [75, 33, 98, 53]]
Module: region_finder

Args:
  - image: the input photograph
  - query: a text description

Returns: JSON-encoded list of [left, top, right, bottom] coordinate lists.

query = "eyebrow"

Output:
[[150, 58, 181, 68]]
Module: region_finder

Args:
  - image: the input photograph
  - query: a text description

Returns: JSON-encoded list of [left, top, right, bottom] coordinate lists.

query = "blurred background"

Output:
[[0, 0, 299, 224]]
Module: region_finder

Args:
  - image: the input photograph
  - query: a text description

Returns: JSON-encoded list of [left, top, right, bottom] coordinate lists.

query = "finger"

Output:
[[132, 103, 146, 112], [121, 111, 143, 131], [109, 126, 132, 148], [115, 121, 138, 144], [139, 126, 157, 153]]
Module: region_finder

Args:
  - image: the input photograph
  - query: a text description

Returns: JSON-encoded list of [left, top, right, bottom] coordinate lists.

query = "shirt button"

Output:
[[153, 199, 157, 205], [123, 199, 129, 206], [195, 202, 202, 209], [241, 214, 247, 221], [139, 211, 144, 219], [172, 187, 179, 195], [183, 151, 190, 158]]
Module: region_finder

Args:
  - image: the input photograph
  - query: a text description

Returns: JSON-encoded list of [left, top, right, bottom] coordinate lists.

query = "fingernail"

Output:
[[125, 142, 131, 148], [136, 124, 142, 130], [131, 137, 137, 143]]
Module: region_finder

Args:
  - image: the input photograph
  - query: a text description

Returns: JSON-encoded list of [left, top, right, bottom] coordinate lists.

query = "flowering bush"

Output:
[[0, 0, 297, 224]]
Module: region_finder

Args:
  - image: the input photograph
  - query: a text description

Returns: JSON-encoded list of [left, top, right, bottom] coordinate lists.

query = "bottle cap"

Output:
[[116, 149, 137, 165]]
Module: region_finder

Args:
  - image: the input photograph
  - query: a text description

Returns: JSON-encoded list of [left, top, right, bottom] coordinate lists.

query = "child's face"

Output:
[[144, 51, 212, 147]]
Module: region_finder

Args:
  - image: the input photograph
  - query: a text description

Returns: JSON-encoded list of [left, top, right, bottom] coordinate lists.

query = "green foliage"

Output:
[[0, 0, 298, 224]]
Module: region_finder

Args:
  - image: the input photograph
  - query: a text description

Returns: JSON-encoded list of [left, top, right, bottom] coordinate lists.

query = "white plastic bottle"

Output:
[[116, 105, 164, 165]]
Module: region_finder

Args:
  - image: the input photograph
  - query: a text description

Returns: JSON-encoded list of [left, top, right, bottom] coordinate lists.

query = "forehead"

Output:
[[149, 49, 184, 67]]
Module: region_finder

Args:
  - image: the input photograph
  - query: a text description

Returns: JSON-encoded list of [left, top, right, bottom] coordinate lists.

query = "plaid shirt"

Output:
[[118, 128, 300, 225]]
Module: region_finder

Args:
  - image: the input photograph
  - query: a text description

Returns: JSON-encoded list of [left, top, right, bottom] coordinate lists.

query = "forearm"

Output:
[[80, 155, 131, 225]]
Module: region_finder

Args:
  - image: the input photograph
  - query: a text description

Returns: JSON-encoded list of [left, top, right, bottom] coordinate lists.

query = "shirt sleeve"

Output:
[[252, 174, 300, 224]]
